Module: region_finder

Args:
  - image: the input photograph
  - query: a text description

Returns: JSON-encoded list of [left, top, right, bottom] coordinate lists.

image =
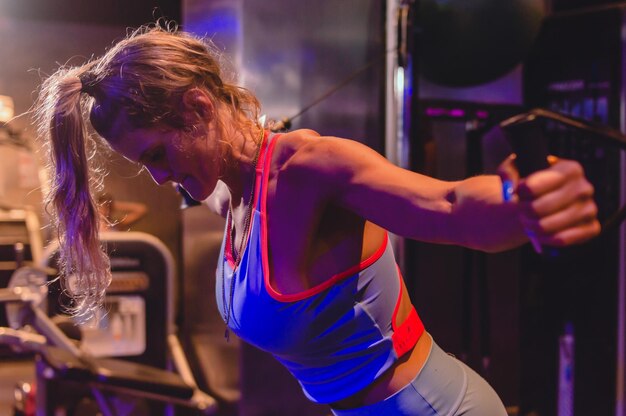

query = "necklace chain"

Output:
[[221, 128, 264, 341]]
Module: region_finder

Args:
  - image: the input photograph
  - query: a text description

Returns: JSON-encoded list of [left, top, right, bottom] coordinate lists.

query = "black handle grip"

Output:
[[500, 116, 550, 177], [500, 113, 556, 256]]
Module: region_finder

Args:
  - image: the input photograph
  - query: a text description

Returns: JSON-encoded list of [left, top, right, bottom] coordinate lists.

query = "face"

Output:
[[109, 125, 221, 201]]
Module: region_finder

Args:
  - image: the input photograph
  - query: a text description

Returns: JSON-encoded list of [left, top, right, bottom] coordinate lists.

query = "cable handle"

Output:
[[500, 112, 552, 255], [500, 112, 550, 177]]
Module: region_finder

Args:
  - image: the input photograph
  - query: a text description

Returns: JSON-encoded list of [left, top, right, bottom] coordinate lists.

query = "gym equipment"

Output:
[[0, 265, 216, 416], [36, 231, 217, 415], [0, 207, 45, 358], [43, 232, 178, 364]]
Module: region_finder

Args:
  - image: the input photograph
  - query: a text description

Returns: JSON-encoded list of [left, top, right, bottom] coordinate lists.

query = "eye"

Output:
[[142, 146, 165, 164]]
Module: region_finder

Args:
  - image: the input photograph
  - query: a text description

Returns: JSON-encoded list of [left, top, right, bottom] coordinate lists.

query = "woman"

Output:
[[35, 26, 599, 415]]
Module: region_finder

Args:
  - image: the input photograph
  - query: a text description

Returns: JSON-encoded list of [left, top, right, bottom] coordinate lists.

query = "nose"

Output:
[[145, 166, 171, 186]]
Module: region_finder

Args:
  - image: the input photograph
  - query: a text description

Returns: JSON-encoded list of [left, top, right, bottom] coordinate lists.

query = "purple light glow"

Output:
[[426, 107, 446, 117], [475, 110, 489, 119]]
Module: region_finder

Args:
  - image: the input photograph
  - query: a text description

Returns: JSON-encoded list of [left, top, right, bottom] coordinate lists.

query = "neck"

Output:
[[218, 124, 264, 213]]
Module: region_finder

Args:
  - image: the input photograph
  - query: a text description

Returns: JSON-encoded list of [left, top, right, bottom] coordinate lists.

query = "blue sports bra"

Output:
[[215, 132, 424, 404]]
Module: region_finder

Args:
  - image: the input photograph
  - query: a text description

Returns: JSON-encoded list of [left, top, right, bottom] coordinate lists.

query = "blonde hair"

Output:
[[35, 24, 261, 320]]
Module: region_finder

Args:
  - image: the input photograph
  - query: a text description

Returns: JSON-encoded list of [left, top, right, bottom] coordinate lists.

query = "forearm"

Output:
[[448, 175, 527, 252]]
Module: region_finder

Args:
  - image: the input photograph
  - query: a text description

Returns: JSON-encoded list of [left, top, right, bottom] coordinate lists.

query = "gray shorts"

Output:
[[331, 335, 507, 416]]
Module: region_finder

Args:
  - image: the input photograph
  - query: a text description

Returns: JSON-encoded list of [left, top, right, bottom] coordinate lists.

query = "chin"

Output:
[[186, 188, 209, 202], [181, 180, 210, 202]]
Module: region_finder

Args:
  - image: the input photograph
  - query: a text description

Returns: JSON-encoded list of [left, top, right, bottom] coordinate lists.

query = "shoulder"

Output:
[[270, 129, 390, 200], [272, 128, 321, 156], [273, 129, 383, 174]]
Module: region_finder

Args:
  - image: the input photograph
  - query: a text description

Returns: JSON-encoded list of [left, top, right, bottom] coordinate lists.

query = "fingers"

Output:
[[517, 159, 587, 199], [522, 215, 601, 246], [515, 159, 600, 246], [519, 165, 594, 218], [545, 220, 601, 246], [519, 199, 600, 245]]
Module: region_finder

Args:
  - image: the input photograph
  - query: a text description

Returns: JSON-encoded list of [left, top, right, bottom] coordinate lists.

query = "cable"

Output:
[[270, 48, 396, 132]]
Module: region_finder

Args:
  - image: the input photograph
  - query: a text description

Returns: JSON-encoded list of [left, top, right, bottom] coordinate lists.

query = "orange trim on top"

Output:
[[256, 134, 389, 302], [264, 234, 389, 303], [392, 307, 424, 357], [259, 134, 282, 297], [391, 265, 404, 331], [390, 266, 424, 357], [253, 130, 271, 210], [225, 212, 235, 267], [224, 130, 270, 269]]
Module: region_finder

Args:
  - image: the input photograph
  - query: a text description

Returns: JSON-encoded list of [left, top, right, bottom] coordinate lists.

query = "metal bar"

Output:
[[615, 10, 626, 416], [167, 334, 199, 388], [0, 287, 30, 303], [552, 2, 626, 19], [31, 306, 82, 357]]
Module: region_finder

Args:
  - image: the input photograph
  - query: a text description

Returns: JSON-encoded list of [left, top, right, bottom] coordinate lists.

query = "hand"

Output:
[[499, 155, 600, 250]]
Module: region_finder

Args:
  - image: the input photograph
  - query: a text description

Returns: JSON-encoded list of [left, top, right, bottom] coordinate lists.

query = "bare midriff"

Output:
[[330, 331, 432, 410]]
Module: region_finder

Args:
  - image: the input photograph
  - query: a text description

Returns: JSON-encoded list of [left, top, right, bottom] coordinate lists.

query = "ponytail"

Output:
[[36, 68, 111, 321]]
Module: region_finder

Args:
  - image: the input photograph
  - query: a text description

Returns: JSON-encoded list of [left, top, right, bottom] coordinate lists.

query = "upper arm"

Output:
[[286, 135, 525, 251], [289, 136, 461, 244]]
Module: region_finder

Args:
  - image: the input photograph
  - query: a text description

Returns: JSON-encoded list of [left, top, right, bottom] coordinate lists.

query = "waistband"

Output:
[[331, 334, 468, 416]]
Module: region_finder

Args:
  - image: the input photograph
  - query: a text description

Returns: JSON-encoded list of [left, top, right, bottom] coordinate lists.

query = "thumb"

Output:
[[497, 154, 520, 202]]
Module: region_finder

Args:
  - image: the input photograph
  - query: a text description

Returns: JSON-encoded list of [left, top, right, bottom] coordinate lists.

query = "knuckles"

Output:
[[552, 160, 584, 181], [584, 201, 599, 222], [514, 158, 601, 246]]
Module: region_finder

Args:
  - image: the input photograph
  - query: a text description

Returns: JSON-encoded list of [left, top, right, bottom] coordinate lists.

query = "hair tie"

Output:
[[79, 72, 97, 95]]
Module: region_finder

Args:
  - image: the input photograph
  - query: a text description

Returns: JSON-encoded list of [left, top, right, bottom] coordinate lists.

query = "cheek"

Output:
[[173, 139, 197, 162]]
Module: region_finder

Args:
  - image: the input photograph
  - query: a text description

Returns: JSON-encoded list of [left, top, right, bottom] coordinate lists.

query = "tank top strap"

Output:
[[253, 132, 281, 212]]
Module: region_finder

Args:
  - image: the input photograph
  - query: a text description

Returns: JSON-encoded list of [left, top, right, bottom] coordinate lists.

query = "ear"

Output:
[[181, 88, 214, 123]]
